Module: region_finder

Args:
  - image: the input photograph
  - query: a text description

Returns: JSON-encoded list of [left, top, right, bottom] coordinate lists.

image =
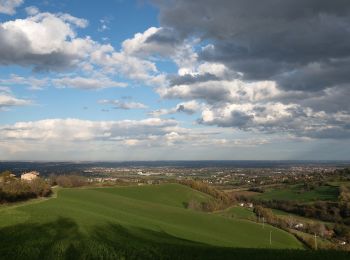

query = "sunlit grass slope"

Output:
[[1, 184, 347, 259]]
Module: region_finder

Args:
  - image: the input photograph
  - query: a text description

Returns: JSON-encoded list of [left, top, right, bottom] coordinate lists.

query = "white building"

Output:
[[21, 171, 40, 181], [294, 223, 304, 229], [247, 203, 254, 208]]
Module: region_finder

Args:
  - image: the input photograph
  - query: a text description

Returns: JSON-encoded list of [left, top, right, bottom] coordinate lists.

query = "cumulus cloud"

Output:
[[0, 11, 91, 71], [0, 74, 49, 90], [122, 27, 181, 58], [148, 0, 350, 139], [0, 92, 32, 110], [0, 12, 168, 87], [156, 58, 350, 139], [119, 26, 198, 81], [90, 41, 166, 86], [200, 102, 350, 139], [25, 6, 39, 16], [0, 2, 349, 144], [0, 0, 23, 15], [53, 76, 126, 90], [159, 78, 280, 104], [98, 99, 147, 110], [0, 118, 176, 141], [0, 86, 11, 93], [154, 0, 350, 91], [0, 118, 268, 155], [149, 100, 202, 116]]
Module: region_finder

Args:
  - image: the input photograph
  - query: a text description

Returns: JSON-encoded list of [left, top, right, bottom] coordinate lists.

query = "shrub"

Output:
[[0, 176, 51, 203], [55, 175, 87, 188]]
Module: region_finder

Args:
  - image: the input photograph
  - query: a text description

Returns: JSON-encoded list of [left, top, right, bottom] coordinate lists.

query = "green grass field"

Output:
[[216, 206, 256, 221], [255, 185, 339, 202], [1, 184, 349, 259]]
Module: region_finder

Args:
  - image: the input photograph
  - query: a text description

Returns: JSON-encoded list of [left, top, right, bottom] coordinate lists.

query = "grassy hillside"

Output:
[[89, 183, 212, 208], [216, 206, 256, 221], [0, 183, 348, 259], [255, 184, 339, 202]]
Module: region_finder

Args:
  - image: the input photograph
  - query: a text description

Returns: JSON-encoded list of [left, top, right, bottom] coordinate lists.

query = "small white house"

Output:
[[21, 171, 39, 181], [294, 223, 304, 229]]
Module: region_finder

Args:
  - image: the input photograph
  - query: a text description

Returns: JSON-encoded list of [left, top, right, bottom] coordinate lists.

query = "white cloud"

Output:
[[159, 79, 280, 103], [0, 86, 11, 93], [0, 118, 177, 141], [0, 74, 49, 90], [53, 76, 126, 90], [25, 5, 39, 16], [0, 14, 168, 86], [0, 92, 32, 110], [90, 43, 166, 86], [122, 27, 178, 58], [156, 55, 350, 139], [149, 100, 202, 116], [98, 18, 111, 32], [98, 99, 147, 110], [0, 0, 23, 15], [0, 11, 93, 70], [2, 12, 88, 53], [0, 74, 127, 91], [0, 118, 265, 147], [199, 101, 350, 139]]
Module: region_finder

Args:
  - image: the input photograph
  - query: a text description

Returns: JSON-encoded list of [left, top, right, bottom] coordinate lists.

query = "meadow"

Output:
[[254, 184, 339, 202], [0, 184, 349, 259], [216, 206, 256, 221]]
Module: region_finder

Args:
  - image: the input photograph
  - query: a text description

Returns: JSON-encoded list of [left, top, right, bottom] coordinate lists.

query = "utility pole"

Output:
[[314, 233, 317, 250], [270, 231, 272, 245], [262, 217, 265, 229]]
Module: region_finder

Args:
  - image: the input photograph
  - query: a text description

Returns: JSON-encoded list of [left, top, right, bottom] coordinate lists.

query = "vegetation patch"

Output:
[[255, 184, 339, 202], [216, 206, 256, 221]]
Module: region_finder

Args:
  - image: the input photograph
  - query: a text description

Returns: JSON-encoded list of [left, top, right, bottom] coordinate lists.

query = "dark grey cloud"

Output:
[[276, 59, 350, 91], [299, 86, 350, 113], [145, 27, 181, 46], [154, 0, 350, 91]]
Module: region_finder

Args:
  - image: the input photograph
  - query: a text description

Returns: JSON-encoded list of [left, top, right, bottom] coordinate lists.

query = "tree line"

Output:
[[253, 205, 350, 248], [179, 179, 234, 211], [49, 174, 88, 188], [0, 171, 51, 203]]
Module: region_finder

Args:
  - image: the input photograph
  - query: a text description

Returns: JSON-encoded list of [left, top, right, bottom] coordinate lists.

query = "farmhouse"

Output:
[[21, 171, 40, 181], [294, 223, 304, 229]]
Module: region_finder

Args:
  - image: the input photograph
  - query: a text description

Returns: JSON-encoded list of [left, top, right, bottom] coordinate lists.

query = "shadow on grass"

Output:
[[0, 218, 349, 260]]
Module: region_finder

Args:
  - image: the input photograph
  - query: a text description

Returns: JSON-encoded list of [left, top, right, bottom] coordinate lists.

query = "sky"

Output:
[[0, 0, 350, 161]]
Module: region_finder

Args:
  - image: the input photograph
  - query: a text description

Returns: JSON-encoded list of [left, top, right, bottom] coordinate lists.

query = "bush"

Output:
[[0, 176, 51, 203], [54, 175, 87, 188], [179, 179, 233, 210], [186, 199, 202, 211]]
